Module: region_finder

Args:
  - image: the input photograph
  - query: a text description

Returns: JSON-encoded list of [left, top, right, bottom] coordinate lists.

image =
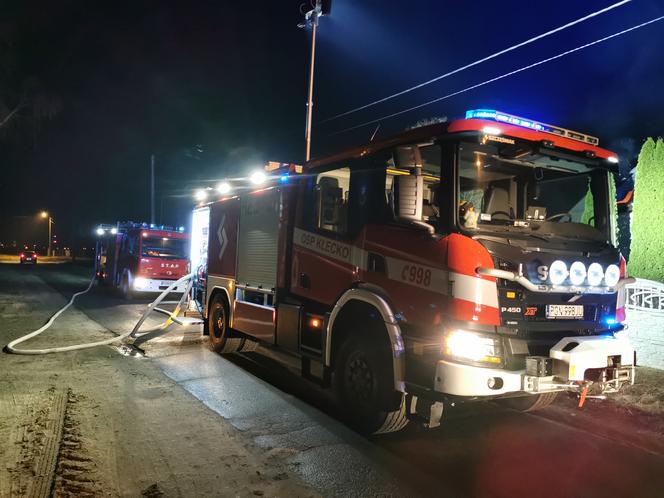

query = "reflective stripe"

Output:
[[293, 228, 498, 309], [449, 272, 499, 309]]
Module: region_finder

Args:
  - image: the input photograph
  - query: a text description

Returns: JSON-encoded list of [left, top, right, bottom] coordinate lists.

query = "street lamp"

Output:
[[40, 211, 55, 256], [299, 0, 332, 162]]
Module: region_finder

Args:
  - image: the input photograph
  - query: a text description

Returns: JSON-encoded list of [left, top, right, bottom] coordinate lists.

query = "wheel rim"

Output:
[[212, 304, 225, 339], [345, 351, 375, 405]]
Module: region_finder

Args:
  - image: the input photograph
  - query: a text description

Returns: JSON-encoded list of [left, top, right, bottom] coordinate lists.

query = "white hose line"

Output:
[[5, 273, 194, 355]]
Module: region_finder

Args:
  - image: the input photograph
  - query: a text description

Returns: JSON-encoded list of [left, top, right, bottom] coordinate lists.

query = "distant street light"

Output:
[[299, 0, 332, 162], [40, 211, 55, 256]]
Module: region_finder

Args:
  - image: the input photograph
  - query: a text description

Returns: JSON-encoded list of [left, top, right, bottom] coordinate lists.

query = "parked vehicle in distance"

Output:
[[19, 251, 38, 264]]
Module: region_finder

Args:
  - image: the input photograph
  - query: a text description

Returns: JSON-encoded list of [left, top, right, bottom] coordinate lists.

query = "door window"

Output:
[[314, 167, 350, 234]]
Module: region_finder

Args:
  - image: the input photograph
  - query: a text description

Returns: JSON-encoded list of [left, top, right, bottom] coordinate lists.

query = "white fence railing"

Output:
[[625, 278, 664, 313]]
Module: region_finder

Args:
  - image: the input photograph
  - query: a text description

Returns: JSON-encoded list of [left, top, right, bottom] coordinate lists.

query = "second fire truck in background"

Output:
[[96, 222, 190, 297]]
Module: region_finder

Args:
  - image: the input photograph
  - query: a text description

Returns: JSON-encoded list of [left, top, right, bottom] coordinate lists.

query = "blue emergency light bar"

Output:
[[465, 109, 599, 146]]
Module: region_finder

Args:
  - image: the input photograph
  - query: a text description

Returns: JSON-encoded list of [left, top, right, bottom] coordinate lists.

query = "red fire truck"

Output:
[[96, 222, 190, 298], [191, 109, 635, 434]]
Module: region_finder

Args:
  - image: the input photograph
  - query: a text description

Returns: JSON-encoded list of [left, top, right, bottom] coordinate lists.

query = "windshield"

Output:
[[141, 236, 188, 259], [457, 141, 614, 242]]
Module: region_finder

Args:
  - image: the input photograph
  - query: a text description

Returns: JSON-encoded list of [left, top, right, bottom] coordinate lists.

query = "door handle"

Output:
[[299, 273, 311, 289]]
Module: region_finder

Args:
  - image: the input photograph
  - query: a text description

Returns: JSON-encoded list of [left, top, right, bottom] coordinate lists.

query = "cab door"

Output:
[[291, 163, 358, 305]]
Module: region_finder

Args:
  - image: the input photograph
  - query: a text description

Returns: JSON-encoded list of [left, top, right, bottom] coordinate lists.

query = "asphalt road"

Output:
[[3, 263, 664, 498]]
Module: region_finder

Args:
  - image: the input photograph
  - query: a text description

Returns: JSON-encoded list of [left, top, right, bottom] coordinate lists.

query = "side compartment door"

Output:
[[233, 188, 280, 343], [208, 198, 240, 279]]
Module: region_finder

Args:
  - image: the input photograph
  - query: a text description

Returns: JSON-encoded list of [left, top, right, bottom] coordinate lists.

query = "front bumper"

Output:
[[434, 335, 635, 397], [133, 278, 188, 293]]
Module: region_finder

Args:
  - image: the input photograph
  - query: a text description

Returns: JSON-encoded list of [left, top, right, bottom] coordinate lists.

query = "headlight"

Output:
[[587, 263, 604, 286], [443, 329, 502, 365], [549, 260, 568, 285], [569, 261, 587, 286], [604, 264, 620, 287], [133, 277, 149, 289]]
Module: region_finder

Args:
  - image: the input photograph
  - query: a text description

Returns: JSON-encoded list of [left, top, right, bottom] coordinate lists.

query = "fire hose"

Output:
[[5, 272, 199, 355]]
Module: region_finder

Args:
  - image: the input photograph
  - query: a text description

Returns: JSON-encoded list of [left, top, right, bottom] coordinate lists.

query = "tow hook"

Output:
[[576, 384, 607, 409]]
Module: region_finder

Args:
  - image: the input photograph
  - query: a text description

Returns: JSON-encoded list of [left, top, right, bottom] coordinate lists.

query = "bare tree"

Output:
[[0, 20, 61, 139]]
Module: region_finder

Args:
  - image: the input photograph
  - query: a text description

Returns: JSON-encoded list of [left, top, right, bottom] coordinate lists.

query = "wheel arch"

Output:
[[207, 285, 231, 316], [325, 288, 406, 393]]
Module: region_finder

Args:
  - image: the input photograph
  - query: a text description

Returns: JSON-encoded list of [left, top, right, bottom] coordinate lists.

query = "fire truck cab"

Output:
[[96, 222, 190, 297], [192, 109, 635, 434]]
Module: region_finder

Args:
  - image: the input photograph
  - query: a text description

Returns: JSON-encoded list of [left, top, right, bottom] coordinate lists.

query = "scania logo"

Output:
[[160, 263, 179, 268]]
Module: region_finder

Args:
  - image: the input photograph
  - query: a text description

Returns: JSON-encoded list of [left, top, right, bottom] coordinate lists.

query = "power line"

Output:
[[332, 14, 664, 136], [320, 0, 632, 124]]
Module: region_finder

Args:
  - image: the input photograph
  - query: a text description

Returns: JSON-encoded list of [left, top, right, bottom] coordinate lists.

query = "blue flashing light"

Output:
[[149, 223, 155, 229], [465, 109, 544, 131], [464, 108, 600, 146], [465, 109, 498, 120], [178, 226, 185, 232], [280, 174, 289, 183], [604, 317, 617, 325]]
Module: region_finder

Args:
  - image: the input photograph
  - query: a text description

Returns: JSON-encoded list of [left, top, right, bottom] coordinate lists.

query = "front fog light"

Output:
[[569, 261, 587, 286], [587, 263, 604, 286], [604, 264, 620, 287], [549, 260, 568, 285], [443, 329, 502, 365]]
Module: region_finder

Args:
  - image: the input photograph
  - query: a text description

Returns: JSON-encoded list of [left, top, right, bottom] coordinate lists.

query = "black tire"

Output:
[[121, 275, 133, 300], [207, 294, 243, 354], [334, 334, 408, 435], [498, 392, 559, 412]]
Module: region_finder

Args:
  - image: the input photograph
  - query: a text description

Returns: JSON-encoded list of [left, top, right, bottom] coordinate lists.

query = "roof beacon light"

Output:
[[217, 182, 232, 195], [250, 171, 267, 185], [465, 109, 599, 146]]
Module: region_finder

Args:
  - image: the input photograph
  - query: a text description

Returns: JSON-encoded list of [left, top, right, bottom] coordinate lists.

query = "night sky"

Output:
[[1, 0, 663, 247]]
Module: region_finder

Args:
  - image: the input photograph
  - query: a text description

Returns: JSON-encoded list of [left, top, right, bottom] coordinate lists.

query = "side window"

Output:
[[385, 144, 442, 225], [315, 167, 350, 234], [128, 234, 137, 255]]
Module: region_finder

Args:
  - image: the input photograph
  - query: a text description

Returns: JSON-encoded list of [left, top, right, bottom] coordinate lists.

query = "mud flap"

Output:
[[406, 394, 444, 429]]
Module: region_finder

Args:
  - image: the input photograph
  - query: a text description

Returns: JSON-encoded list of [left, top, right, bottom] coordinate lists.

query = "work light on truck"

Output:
[[604, 264, 620, 287], [569, 261, 587, 286], [549, 260, 568, 285], [587, 263, 604, 287], [442, 329, 503, 366]]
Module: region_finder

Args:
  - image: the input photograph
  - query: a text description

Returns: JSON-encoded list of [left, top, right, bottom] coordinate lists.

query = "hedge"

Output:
[[628, 137, 664, 282]]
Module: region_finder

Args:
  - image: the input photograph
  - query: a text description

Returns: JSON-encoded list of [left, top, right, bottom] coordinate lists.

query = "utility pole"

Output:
[[40, 211, 54, 256], [300, 0, 331, 162], [150, 154, 155, 225]]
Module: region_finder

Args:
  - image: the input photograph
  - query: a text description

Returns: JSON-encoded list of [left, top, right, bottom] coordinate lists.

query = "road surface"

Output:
[[2, 263, 664, 497]]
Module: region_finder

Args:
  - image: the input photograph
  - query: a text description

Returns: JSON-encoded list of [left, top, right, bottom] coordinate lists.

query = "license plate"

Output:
[[546, 304, 584, 319]]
